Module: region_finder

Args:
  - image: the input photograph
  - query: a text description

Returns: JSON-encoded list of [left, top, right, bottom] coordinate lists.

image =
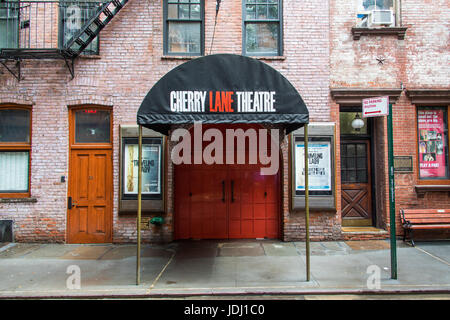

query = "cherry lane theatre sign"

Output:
[[137, 54, 309, 135]]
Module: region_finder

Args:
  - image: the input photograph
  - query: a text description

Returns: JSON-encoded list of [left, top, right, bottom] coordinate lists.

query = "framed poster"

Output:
[[295, 137, 332, 196], [122, 137, 162, 199], [417, 108, 449, 179]]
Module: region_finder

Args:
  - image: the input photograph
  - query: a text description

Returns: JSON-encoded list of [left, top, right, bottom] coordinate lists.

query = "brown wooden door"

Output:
[[67, 106, 113, 243], [341, 141, 372, 226], [68, 149, 112, 243]]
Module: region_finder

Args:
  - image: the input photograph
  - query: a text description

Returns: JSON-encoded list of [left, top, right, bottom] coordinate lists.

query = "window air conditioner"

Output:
[[370, 10, 393, 26]]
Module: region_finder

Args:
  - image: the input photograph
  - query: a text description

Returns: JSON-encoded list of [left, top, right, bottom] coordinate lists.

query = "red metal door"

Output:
[[174, 125, 280, 240], [228, 168, 279, 239]]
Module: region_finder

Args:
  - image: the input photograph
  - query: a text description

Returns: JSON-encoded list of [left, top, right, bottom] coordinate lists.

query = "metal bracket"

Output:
[[0, 59, 21, 81], [64, 57, 75, 80]]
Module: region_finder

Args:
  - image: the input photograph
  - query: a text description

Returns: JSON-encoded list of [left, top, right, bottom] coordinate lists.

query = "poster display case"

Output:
[[119, 125, 165, 214], [417, 108, 449, 180], [291, 123, 336, 210]]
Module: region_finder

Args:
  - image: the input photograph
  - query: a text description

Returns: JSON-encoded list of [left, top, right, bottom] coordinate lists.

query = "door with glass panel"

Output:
[[340, 141, 372, 226], [68, 107, 112, 243]]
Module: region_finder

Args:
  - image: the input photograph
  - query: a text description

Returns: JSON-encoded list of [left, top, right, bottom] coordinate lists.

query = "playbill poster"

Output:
[[124, 143, 161, 194], [418, 109, 448, 179], [295, 141, 332, 191]]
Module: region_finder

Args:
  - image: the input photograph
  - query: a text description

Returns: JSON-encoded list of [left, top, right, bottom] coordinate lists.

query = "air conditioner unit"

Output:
[[371, 10, 393, 26]]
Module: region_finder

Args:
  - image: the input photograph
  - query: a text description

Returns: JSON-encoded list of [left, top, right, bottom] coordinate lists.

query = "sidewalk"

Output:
[[0, 239, 449, 298]]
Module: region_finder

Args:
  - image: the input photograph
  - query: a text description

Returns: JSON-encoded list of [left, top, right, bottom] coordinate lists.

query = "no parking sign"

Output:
[[362, 96, 389, 117]]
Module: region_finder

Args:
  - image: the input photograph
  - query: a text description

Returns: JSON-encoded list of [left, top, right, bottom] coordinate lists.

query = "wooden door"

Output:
[[68, 149, 113, 243], [341, 141, 372, 226], [67, 107, 113, 243]]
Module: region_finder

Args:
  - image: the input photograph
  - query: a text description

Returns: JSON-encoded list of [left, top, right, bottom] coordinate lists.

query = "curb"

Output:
[[2, 287, 450, 299]]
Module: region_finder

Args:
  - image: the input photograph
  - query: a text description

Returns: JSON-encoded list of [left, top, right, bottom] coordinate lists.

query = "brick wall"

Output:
[[330, 0, 450, 239], [0, 0, 331, 243], [2, 0, 447, 243]]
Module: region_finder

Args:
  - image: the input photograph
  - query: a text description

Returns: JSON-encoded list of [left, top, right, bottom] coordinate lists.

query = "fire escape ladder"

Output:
[[63, 0, 129, 58]]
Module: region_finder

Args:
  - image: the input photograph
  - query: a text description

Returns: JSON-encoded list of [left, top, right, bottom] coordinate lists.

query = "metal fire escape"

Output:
[[0, 0, 129, 80]]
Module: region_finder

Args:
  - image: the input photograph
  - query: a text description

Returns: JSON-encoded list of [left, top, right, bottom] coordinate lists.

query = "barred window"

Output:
[[60, 1, 100, 55]]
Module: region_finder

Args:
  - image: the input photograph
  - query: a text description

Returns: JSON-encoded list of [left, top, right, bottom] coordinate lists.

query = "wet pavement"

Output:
[[0, 239, 449, 298]]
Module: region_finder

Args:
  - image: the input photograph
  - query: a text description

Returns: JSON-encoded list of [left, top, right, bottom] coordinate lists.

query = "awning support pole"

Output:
[[136, 125, 143, 285], [304, 124, 310, 282]]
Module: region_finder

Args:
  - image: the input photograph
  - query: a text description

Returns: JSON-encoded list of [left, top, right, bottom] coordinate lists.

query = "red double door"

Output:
[[174, 125, 280, 240]]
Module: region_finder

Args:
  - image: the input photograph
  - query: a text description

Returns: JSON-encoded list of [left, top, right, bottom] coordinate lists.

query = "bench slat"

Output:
[[405, 219, 450, 224], [405, 214, 450, 220], [402, 209, 450, 214], [410, 224, 450, 230]]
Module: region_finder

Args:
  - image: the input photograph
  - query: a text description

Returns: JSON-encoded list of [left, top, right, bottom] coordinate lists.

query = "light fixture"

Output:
[[351, 113, 364, 131]]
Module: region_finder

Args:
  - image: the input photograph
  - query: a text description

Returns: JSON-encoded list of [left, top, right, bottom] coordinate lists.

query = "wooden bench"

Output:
[[400, 209, 450, 246]]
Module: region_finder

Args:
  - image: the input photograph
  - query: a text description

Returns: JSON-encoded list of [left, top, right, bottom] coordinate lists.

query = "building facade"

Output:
[[0, 0, 448, 243]]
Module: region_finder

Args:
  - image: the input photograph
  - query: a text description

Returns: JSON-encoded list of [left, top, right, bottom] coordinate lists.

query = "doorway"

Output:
[[174, 124, 280, 240], [67, 107, 113, 243], [340, 111, 374, 227]]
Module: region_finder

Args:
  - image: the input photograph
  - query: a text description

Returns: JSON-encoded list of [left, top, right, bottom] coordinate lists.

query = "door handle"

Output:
[[68, 197, 78, 209], [231, 180, 234, 203], [222, 180, 225, 203]]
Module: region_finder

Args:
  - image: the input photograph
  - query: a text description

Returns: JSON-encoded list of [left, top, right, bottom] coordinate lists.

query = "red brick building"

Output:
[[0, 0, 448, 243]]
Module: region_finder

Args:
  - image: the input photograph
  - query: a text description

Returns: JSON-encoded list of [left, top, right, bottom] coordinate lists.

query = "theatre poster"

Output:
[[295, 141, 332, 193], [417, 109, 448, 179], [124, 143, 161, 195]]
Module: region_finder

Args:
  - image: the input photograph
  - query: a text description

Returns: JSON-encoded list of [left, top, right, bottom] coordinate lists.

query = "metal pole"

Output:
[[304, 124, 310, 282], [387, 104, 398, 279], [136, 125, 143, 285]]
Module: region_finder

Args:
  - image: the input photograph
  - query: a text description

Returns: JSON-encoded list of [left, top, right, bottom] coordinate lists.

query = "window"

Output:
[[74, 108, 111, 144], [356, 0, 396, 27], [0, 107, 31, 196], [417, 107, 449, 180], [243, 0, 282, 56], [340, 112, 368, 135], [60, 1, 99, 55], [164, 0, 204, 56], [0, 0, 19, 49], [341, 143, 368, 184]]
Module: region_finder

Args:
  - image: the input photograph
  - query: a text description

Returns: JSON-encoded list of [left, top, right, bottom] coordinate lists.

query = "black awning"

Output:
[[137, 54, 309, 135]]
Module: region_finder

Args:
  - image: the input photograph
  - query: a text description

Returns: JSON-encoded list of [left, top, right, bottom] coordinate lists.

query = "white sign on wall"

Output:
[[295, 141, 332, 192], [362, 96, 389, 118]]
